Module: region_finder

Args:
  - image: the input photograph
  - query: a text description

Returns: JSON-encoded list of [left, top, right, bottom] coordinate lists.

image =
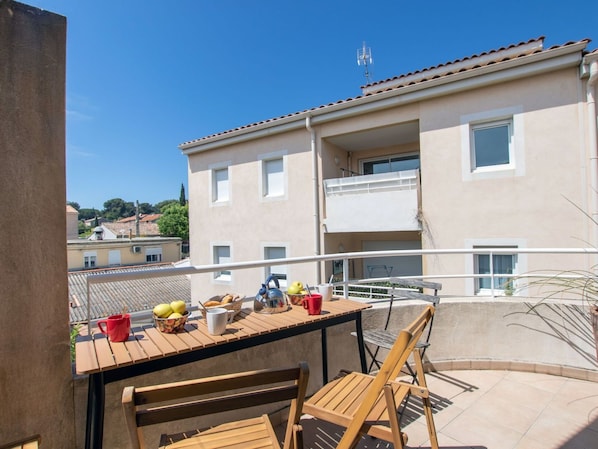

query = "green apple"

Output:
[[170, 300, 187, 314]]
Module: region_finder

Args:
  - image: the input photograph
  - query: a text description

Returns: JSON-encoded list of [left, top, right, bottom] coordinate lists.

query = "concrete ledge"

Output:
[[424, 359, 598, 382], [361, 297, 598, 372]]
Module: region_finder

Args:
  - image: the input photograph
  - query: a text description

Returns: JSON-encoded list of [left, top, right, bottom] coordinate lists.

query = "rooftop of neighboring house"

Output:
[[68, 262, 191, 323], [117, 213, 162, 223], [180, 36, 596, 149], [101, 220, 160, 238]]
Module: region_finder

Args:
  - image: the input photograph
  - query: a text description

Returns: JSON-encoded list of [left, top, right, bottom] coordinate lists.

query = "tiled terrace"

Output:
[[276, 369, 598, 449]]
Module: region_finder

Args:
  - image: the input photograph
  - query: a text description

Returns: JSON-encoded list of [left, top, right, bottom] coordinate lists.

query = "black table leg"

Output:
[[321, 328, 328, 383], [355, 313, 367, 373], [85, 372, 104, 449]]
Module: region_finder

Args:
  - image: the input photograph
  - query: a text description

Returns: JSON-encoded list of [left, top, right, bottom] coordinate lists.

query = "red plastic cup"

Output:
[[302, 293, 322, 315], [97, 314, 130, 342]]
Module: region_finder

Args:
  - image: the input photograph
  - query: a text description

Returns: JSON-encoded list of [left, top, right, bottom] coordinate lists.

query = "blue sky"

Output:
[[28, 0, 598, 211]]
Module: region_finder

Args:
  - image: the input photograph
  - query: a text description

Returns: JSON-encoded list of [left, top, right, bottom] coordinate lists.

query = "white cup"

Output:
[[317, 283, 333, 301], [206, 307, 234, 335]]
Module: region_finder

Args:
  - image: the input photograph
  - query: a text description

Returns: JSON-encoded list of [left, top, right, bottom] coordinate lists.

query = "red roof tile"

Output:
[[180, 37, 592, 148]]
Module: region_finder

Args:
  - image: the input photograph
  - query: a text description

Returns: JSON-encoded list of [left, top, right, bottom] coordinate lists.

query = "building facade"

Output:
[[180, 37, 598, 299], [67, 237, 183, 271]]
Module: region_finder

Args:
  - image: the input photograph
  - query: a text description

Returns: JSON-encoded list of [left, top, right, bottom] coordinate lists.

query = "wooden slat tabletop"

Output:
[[75, 298, 370, 375]]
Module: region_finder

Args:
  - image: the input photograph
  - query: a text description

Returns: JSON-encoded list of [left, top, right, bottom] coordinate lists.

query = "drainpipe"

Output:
[[306, 115, 322, 283], [584, 54, 598, 248]]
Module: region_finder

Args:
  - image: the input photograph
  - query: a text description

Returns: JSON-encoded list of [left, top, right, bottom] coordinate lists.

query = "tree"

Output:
[[138, 202, 157, 215], [157, 203, 189, 241], [103, 198, 135, 221], [78, 208, 100, 221], [67, 201, 80, 211], [155, 199, 178, 213], [179, 183, 186, 206]]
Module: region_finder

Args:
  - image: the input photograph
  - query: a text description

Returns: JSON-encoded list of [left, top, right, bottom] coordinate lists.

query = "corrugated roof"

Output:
[[68, 263, 191, 323], [180, 37, 592, 149]]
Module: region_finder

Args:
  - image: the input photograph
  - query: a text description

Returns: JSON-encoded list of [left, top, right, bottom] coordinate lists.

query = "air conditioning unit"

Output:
[[132, 246, 142, 254]]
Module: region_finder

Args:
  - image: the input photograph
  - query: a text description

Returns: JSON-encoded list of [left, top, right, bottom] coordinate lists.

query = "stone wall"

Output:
[[0, 2, 73, 447]]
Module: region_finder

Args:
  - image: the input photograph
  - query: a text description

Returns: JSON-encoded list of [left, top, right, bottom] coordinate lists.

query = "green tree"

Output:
[[78, 208, 100, 220], [67, 201, 80, 211], [158, 204, 189, 241], [179, 183, 186, 206], [103, 198, 135, 221], [155, 199, 178, 213], [138, 202, 157, 214]]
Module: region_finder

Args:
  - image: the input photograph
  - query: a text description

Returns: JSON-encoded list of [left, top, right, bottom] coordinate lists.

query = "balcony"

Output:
[[323, 170, 420, 233], [68, 248, 598, 449]]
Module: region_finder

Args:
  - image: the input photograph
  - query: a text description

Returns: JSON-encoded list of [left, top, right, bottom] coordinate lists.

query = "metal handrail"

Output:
[[85, 247, 598, 330]]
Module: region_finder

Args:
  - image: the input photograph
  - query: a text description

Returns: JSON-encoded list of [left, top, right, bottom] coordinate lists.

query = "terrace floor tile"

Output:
[[279, 369, 598, 449]]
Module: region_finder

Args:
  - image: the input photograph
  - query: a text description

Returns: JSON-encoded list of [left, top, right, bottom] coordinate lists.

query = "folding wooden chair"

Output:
[[358, 278, 441, 378], [122, 362, 309, 449], [303, 306, 439, 449]]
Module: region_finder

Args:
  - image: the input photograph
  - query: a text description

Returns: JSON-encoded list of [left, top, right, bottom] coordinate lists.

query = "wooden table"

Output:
[[76, 298, 371, 449]]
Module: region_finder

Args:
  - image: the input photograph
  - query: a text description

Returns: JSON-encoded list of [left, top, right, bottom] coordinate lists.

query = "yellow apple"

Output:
[[168, 312, 183, 319], [153, 303, 173, 318], [170, 300, 187, 314], [288, 281, 303, 295]]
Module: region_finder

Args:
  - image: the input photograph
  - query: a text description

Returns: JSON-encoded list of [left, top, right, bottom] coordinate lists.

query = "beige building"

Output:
[[67, 237, 183, 271], [180, 37, 598, 299], [66, 204, 79, 239]]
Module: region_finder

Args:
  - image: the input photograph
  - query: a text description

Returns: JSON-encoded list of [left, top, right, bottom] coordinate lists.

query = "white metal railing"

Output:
[[84, 247, 598, 330], [323, 170, 418, 196]]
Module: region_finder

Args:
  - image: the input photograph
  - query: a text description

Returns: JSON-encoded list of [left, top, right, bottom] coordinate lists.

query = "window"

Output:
[[362, 154, 420, 175], [83, 252, 97, 269], [146, 247, 162, 263], [264, 246, 287, 288], [460, 107, 525, 181], [474, 247, 517, 293], [213, 245, 231, 281], [471, 120, 512, 170], [263, 158, 284, 197], [213, 167, 229, 203]]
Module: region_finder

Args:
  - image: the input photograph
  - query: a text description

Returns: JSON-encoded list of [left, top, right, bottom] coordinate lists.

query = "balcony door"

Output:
[[362, 153, 419, 175]]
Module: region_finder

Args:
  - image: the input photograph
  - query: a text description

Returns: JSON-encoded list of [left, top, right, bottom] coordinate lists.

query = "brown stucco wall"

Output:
[[0, 2, 74, 447]]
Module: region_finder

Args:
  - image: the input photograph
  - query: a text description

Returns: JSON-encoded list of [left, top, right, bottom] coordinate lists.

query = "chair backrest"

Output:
[[389, 278, 441, 348], [337, 305, 435, 449], [122, 362, 309, 449]]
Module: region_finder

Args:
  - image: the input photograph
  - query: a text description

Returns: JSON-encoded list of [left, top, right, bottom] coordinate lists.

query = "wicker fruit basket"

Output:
[[153, 310, 190, 333], [286, 292, 308, 305], [200, 294, 244, 319]]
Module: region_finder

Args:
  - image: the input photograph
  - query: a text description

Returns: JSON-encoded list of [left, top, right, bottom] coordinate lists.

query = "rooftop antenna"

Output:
[[357, 41, 373, 84]]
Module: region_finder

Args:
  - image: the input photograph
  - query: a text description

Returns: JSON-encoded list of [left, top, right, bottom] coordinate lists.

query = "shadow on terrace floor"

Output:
[[276, 369, 598, 449]]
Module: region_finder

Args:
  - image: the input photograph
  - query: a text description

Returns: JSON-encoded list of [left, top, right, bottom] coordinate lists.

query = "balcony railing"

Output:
[[82, 247, 598, 328], [322, 170, 420, 232]]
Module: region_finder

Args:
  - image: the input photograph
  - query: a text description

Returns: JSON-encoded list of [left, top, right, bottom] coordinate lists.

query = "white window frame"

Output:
[[258, 151, 288, 201], [83, 251, 97, 269], [464, 238, 527, 296], [262, 243, 289, 289], [460, 106, 525, 181], [212, 243, 232, 283], [145, 247, 162, 263], [209, 161, 231, 206]]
